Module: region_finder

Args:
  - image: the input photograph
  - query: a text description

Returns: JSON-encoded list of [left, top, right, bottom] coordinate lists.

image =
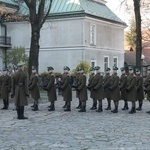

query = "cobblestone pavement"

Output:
[[0, 91, 150, 150]]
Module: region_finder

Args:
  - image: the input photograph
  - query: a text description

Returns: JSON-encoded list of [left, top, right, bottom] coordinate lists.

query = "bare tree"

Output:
[[24, 0, 53, 75]]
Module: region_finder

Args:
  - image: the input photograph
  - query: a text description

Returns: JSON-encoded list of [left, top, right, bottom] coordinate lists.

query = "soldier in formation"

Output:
[[29, 66, 40, 111], [0, 68, 11, 110]]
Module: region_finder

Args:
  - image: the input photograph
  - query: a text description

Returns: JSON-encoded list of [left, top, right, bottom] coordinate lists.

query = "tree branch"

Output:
[[38, 0, 45, 26], [39, 0, 53, 29]]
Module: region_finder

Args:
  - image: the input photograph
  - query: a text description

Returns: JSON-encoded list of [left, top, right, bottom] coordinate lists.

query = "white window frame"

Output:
[[104, 56, 109, 71], [90, 59, 97, 68], [113, 57, 118, 67], [90, 24, 96, 46]]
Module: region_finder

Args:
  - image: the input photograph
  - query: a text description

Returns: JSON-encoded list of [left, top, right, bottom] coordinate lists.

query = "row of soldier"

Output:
[[0, 63, 150, 119]]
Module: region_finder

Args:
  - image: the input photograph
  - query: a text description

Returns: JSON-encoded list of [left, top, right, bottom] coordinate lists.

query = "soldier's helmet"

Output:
[[76, 67, 80, 71], [135, 68, 140, 72], [128, 66, 134, 71], [78, 67, 84, 71]]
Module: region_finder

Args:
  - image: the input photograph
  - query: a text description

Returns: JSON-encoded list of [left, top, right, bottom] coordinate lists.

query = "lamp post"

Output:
[[141, 54, 145, 76]]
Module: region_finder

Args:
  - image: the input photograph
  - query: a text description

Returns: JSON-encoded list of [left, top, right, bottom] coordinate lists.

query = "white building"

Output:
[[2, 0, 126, 74]]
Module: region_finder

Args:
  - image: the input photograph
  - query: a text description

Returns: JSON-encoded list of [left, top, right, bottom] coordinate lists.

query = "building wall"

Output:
[[6, 16, 125, 75]]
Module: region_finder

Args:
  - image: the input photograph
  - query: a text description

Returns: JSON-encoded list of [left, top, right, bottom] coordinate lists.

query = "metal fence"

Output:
[[0, 36, 11, 46]]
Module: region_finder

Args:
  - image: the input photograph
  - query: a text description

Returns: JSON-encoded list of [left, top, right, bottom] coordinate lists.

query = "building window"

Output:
[[104, 56, 109, 71], [113, 57, 118, 67], [90, 24, 96, 45], [91, 59, 96, 68]]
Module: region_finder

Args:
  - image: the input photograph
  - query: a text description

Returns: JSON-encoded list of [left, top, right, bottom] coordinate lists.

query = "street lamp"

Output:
[[141, 54, 145, 76]]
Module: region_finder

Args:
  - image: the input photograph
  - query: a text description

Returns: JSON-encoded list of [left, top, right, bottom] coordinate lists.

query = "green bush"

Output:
[[77, 61, 90, 74]]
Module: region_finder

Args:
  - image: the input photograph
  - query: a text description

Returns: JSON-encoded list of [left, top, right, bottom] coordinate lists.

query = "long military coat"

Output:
[[75, 73, 80, 98], [61, 73, 72, 101], [103, 73, 111, 99], [12, 69, 28, 106], [126, 74, 137, 102], [109, 73, 120, 101], [119, 74, 127, 100], [29, 73, 40, 100], [0, 74, 11, 99], [144, 74, 150, 101], [88, 73, 95, 99], [78, 73, 88, 101], [136, 75, 144, 100], [46, 73, 57, 102]]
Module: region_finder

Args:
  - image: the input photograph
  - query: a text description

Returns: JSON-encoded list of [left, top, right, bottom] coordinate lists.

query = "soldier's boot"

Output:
[[1, 99, 7, 110], [17, 107, 21, 119], [79, 102, 86, 112], [90, 99, 97, 110], [136, 101, 142, 111], [122, 100, 129, 110], [64, 102, 71, 111], [129, 107, 136, 114], [31, 101, 35, 108], [76, 101, 82, 109], [19, 106, 28, 119], [96, 100, 103, 112], [146, 110, 150, 114], [111, 101, 118, 113], [105, 99, 111, 110], [6, 99, 9, 109], [62, 101, 67, 108], [32, 104, 39, 111], [48, 103, 55, 111]]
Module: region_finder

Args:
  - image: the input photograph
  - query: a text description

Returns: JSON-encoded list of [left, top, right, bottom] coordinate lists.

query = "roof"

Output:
[[0, 0, 18, 8], [18, 0, 126, 26], [125, 48, 150, 65]]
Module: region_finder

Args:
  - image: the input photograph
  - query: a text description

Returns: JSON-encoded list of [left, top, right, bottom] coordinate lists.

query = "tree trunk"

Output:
[[133, 0, 142, 69], [29, 26, 40, 75]]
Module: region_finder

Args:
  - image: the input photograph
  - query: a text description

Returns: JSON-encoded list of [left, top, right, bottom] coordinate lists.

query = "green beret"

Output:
[[90, 67, 95, 71], [78, 67, 84, 71], [94, 66, 100, 70], [76, 67, 80, 71], [18, 62, 25, 68], [105, 67, 111, 71], [120, 67, 125, 71], [64, 66, 70, 71], [47, 66, 54, 71], [135, 68, 140, 72], [113, 66, 118, 70], [3, 68, 7, 71], [32, 66, 36, 70], [129, 66, 134, 70]]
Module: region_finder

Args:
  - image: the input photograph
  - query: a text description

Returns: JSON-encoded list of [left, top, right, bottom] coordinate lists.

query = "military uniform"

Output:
[[135, 69, 144, 111], [12, 64, 29, 119], [75, 68, 81, 109], [87, 67, 96, 110], [144, 68, 150, 114], [29, 67, 40, 111], [89, 66, 103, 112], [103, 67, 111, 110], [61, 66, 72, 111], [0, 69, 11, 109], [109, 66, 120, 113], [126, 66, 137, 114], [119, 67, 128, 110], [46, 67, 57, 111], [78, 68, 88, 112]]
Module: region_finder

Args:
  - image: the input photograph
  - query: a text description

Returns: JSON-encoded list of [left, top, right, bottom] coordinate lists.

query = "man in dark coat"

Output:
[[78, 67, 88, 112], [29, 66, 40, 111], [103, 67, 111, 110], [87, 67, 97, 110], [12, 63, 29, 119], [109, 66, 120, 113], [75, 67, 81, 109], [126, 66, 137, 114], [144, 67, 150, 114], [89, 66, 103, 112], [0, 68, 11, 109], [119, 67, 128, 110], [44, 66, 57, 111], [135, 68, 144, 111], [61, 66, 72, 111]]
